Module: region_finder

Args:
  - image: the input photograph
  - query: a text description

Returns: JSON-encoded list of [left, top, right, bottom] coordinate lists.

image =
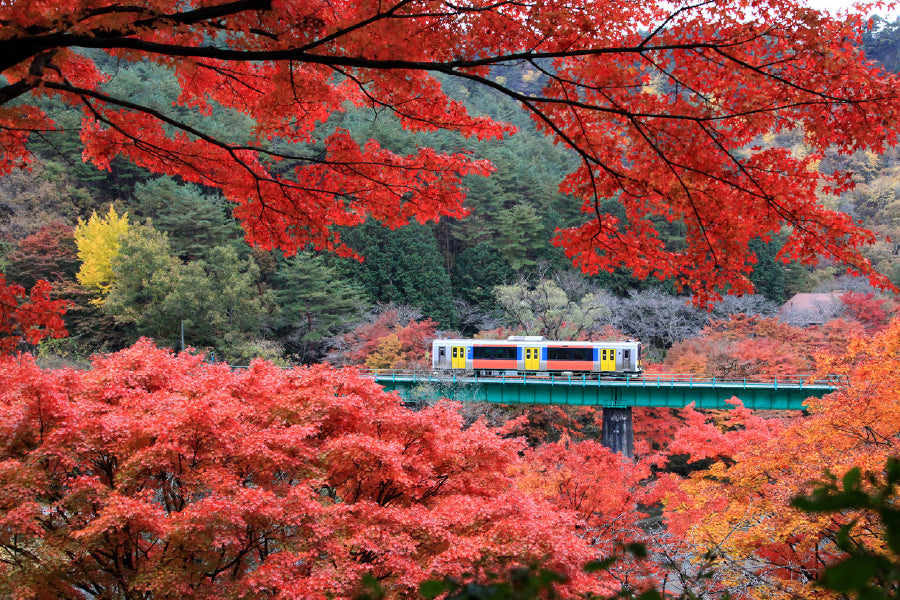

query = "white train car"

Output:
[[432, 336, 641, 376]]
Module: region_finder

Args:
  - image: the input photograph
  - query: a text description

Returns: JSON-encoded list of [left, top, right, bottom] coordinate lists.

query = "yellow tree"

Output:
[[364, 334, 406, 370], [74, 207, 129, 301]]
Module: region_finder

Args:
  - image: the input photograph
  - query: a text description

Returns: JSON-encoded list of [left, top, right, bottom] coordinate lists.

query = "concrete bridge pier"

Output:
[[601, 407, 634, 458]]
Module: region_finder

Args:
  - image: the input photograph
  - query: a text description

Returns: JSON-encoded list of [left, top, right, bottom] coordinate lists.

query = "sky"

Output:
[[806, 0, 899, 18]]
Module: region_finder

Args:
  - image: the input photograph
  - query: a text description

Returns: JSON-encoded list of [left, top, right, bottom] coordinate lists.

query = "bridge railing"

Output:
[[358, 368, 840, 389]]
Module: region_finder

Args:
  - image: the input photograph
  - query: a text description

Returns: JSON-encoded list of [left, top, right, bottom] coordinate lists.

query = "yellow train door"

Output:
[[451, 346, 467, 369], [524, 347, 541, 370], [600, 348, 616, 371]]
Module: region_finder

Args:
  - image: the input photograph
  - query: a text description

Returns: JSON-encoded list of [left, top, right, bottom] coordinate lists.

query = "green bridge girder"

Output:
[[370, 371, 838, 411]]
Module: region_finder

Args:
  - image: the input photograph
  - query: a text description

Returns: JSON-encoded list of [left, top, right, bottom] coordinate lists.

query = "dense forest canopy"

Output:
[[3, 0, 900, 361], [4, 1, 900, 291], [4, 3, 900, 599]]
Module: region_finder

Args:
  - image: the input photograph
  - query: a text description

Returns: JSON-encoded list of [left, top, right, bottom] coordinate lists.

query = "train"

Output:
[[431, 336, 642, 376]]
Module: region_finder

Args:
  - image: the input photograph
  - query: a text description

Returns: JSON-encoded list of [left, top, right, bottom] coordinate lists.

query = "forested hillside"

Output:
[[6, 1, 900, 598], [3, 21, 900, 364]]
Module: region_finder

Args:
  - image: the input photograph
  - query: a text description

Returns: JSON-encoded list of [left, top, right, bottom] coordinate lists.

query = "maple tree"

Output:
[[0, 275, 69, 354], [840, 291, 897, 332], [516, 440, 666, 594], [1, 0, 899, 310], [335, 307, 437, 368], [661, 314, 864, 378], [3, 221, 79, 290], [0, 340, 607, 598], [659, 317, 900, 599], [0, 223, 76, 353]]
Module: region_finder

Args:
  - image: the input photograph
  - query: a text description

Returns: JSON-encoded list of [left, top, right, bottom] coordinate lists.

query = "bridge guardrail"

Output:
[[358, 369, 840, 389]]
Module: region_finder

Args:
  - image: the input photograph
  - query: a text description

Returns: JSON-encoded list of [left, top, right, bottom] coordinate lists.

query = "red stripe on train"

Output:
[[546, 361, 594, 370], [472, 360, 518, 369]]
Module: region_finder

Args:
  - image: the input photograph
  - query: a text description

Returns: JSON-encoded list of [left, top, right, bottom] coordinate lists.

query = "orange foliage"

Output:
[[663, 315, 864, 378], [339, 309, 437, 368], [661, 317, 900, 599], [518, 440, 679, 593]]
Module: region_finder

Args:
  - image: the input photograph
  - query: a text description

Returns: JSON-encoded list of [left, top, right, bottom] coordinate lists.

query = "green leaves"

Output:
[[105, 225, 271, 360], [338, 221, 456, 326], [418, 567, 567, 600], [791, 458, 900, 600], [415, 546, 665, 600]]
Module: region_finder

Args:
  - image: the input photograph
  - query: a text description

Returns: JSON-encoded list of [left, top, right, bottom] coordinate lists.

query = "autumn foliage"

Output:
[[0, 223, 74, 351], [662, 314, 865, 378], [3, 222, 79, 290], [8, 0, 900, 595], [658, 317, 900, 599], [337, 309, 438, 369], [74, 206, 130, 300], [0, 340, 614, 598], [5, 304, 900, 598], [840, 291, 897, 332], [518, 440, 673, 592], [2, 0, 900, 309], [0, 275, 68, 354]]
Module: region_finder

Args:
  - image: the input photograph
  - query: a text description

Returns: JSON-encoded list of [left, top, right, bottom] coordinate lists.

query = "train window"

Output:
[[473, 346, 517, 360], [452, 347, 457, 358], [439, 347, 446, 359], [547, 347, 592, 361], [624, 350, 630, 359]]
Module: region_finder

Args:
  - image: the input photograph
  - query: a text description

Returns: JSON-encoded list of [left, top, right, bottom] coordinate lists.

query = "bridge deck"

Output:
[[365, 370, 839, 410]]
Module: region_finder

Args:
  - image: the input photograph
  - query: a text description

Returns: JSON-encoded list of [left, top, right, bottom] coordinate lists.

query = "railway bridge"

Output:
[[364, 370, 839, 457]]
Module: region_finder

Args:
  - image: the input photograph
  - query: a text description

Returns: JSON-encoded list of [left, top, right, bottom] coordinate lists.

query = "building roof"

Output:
[[779, 293, 844, 325]]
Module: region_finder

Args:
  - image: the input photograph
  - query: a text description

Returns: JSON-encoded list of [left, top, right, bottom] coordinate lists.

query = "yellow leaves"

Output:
[[74, 206, 129, 303], [514, 461, 569, 499], [364, 334, 404, 370]]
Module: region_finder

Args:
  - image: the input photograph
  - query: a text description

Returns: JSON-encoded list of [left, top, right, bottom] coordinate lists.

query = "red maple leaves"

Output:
[[1, 0, 899, 306], [0, 275, 68, 354], [0, 341, 603, 598]]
